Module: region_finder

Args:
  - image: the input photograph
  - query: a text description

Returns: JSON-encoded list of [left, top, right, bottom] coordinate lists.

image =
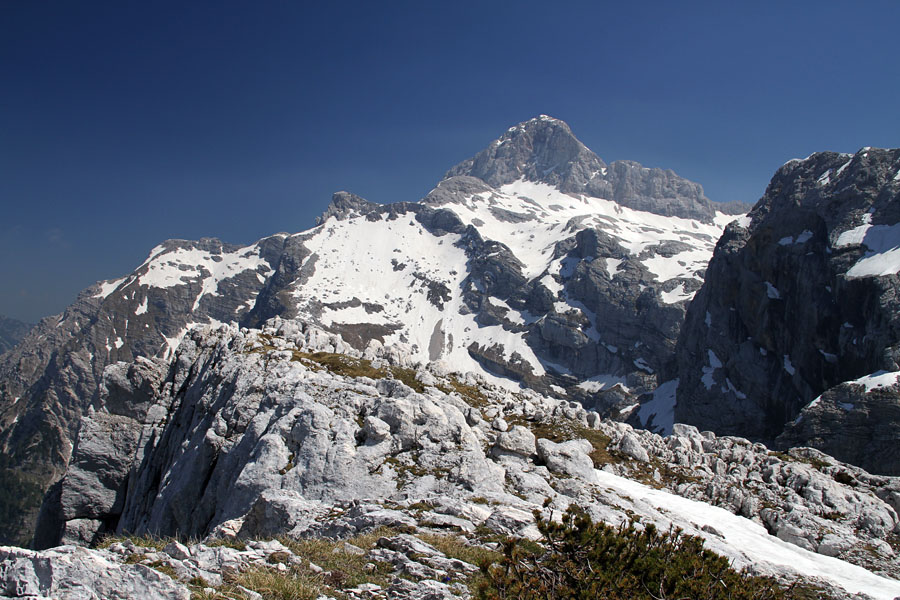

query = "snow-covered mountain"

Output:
[[0, 115, 748, 545]]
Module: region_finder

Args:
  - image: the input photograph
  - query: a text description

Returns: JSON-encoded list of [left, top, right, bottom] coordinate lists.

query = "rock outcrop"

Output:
[[0, 237, 284, 545], [33, 323, 900, 598], [672, 147, 900, 474]]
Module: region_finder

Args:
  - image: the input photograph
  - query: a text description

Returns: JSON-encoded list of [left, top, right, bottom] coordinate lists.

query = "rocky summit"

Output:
[[1, 117, 899, 598], [0, 116, 747, 545]]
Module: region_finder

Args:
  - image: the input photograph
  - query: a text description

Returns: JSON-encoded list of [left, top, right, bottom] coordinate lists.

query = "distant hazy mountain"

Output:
[[0, 316, 31, 355]]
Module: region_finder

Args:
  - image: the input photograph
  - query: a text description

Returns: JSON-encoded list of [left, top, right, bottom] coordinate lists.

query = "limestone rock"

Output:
[[0, 545, 191, 599]]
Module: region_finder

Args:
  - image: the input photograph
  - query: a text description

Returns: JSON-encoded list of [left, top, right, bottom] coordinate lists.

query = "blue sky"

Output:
[[2, 1, 898, 323]]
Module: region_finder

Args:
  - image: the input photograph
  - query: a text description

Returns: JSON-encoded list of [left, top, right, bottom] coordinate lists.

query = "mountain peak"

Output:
[[445, 115, 602, 190], [445, 117, 725, 221], [315, 191, 380, 225]]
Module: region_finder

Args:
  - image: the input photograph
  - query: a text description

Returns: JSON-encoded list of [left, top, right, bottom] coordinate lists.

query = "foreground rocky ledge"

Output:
[[25, 322, 900, 599]]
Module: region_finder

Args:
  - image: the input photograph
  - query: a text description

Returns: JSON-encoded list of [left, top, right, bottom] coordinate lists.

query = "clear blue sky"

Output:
[[2, 1, 898, 323]]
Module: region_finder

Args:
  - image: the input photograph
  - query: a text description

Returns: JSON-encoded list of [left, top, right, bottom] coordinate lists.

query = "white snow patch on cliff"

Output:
[[660, 283, 694, 304], [636, 379, 676, 435], [135, 296, 148, 315], [577, 374, 629, 393], [843, 221, 900, 278], [701, 350, 722, 390], [784, 355, 796, 375], [779, 230, 813, 245], [92, 277, 127, 299], [835, 213, 873, 248]]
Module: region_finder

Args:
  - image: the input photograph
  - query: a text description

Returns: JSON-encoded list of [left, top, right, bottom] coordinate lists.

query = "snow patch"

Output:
[[783, 355, 796, 375], [835, 158, 853, 177], [637, 379, 677, 435], [843, 221, 900, 278], [92, 277, 126, 299], [779, 230, 813, 245], [851, 370, 900, 392], [592, 470, 900, 599], [577, 374, 629, 393], [701, 350, 722, 390], [765, 281, 782, 299], [633, 357, 653, 373], [835, 212, 874, 248], [734, 215, 752, 229], [660, 283, 694, 304], [135, 296, 149, 315]]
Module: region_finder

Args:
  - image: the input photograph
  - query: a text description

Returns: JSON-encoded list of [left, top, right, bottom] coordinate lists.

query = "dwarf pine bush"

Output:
[[476, 507, 801, 600]]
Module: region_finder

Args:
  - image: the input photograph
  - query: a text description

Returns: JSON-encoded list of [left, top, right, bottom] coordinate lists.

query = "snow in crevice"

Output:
[[135, 296, 149, 315], [835, 158, 853, 177], [637, 379, 676, 435], [783, 355, 796, 376], [577, 374, 629, 394], [701, 350, 722, 390], [779, 230, 813, 246]]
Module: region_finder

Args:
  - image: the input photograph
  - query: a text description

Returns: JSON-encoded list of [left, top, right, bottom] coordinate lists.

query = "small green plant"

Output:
[[206, 537, 248, 551], [96, 533, 171, 551], [476, 507, 799, 600]]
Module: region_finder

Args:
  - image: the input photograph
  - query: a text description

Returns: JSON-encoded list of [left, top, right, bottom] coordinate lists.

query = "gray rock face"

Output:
[[0, 544, 191, 599], [673, 147, 900, 474], [777, 374, 900, 474], [32, 356, 171, 549], [0, 316, 31, 356], [0, 236, 283, 545]]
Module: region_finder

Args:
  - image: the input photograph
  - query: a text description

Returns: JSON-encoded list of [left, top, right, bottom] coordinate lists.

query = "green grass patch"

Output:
[[96, 533, 172, 551], [437, 378, 490, 408], [277, 527, 397, 591]]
